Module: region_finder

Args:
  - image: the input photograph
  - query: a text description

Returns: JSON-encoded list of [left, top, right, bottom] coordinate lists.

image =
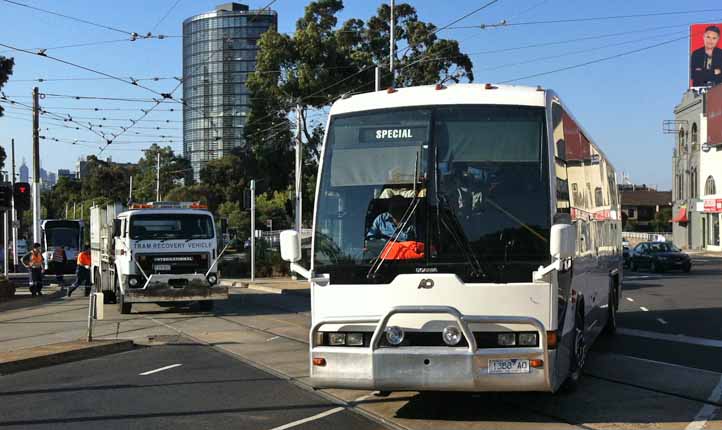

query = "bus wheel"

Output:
[[564, 308, 586, 391]]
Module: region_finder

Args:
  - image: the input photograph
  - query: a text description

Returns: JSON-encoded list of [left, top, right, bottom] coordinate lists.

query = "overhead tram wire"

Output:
[[448, 7, 722, 29], [1, 0, 135, 35], [499, 33, 691, 84], [152, 0, 182, 32]]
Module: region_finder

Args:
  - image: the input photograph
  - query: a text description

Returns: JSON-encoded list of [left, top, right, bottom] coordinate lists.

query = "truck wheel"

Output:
[[117, 277, 131, 314], [199, 301, 214, 311]]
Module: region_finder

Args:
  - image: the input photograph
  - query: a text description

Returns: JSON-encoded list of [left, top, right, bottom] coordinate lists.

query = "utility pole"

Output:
[[10, 138, 17, 271], [295, 104, 303, 234], [129, 175, 133, 203], [3, 176, 8, 277], [389, 0, 395, 78], [32, 87, 41, 244], [375, 67, 380, 92], [65, 203, 68, 219], [156, 153, 160, 201], [73, 202, 77, 219], [250, 179, 255, 282]]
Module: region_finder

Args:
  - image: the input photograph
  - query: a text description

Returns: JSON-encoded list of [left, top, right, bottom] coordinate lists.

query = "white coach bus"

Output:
[[281, 83, 623, 393]]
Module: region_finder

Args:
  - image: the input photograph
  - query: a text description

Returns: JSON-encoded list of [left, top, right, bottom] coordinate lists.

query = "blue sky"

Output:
[[0, 0, 717, 189]]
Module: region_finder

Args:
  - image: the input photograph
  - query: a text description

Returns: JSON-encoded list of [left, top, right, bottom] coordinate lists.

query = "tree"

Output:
[[0, 56, 14, 119], [246, 1, 474, 214], [0, 55, 14, 170], [132, 144, 191, 202]]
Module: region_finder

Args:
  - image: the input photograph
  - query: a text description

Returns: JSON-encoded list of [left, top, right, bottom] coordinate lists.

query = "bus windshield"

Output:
[[46, 227, 80, 249], [314, 105, 551, 284]]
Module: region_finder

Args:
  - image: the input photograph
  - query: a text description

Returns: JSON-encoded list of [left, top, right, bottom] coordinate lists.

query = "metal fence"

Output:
[[622, 231, 673, 243]]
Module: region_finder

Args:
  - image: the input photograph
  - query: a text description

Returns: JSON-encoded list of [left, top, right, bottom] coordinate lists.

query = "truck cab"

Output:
[[91, 202, 228, 314]]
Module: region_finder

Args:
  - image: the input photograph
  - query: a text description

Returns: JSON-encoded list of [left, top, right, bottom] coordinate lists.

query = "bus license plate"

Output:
[[153, 264, 171, 271], [488, 359, 530, 374]]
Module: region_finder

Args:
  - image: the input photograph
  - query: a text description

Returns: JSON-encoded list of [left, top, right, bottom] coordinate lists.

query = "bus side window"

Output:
[[551, 102, 570, 216]]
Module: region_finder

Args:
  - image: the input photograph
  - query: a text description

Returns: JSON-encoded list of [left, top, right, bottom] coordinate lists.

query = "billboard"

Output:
[[707, 83, 722, 146], [690, 23, 722, 88]]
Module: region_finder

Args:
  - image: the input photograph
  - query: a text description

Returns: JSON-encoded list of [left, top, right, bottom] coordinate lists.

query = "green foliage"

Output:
[[132, 144, 191, 202], [0, 56, 14, 120]]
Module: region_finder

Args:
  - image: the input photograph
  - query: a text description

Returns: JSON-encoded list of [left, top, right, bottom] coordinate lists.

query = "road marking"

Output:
[[266, 336, 280, 342], [610, 354, 722, 377], [268, 407, 344, 430], [139, 363, 182, 376], [657, 318, 668, 325], [626, 297, 635, 302], [617, 328, 722, 348], [640, 306, 649, 312], [686, 374, 722, 430]]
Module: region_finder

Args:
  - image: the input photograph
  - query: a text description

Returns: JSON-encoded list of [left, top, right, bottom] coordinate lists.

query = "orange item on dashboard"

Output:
[[380, 241, 425, 260]]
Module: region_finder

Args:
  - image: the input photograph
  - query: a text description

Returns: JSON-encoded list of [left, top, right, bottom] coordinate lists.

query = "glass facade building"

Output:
[[182, 3, 276, 181]]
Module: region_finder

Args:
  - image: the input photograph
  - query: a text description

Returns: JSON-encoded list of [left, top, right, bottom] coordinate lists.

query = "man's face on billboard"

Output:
[[704, 30, 720, 50]]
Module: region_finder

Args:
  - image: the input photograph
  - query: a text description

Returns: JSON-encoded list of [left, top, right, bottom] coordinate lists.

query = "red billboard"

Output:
[[707, 83, 722, 146], [690, 23, 722, 88]]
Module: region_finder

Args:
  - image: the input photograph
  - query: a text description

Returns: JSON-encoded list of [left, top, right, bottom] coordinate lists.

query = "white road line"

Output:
[[640, 306, 649, 312], [617, 328, 722, 348], [268, 407, 344, 430], [611, 354, 722, 376], [626, 297, 635, 302], [686, 374, 722, 430], [657, 318, 668, 325], [267, 392, 374, 430], [139, 363, 183, 376], [266, 336, 280, 342]]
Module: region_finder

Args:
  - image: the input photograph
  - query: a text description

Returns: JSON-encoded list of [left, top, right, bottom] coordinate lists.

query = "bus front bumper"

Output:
[[309, 306, 554, 392], [125, 274, 228, 303]]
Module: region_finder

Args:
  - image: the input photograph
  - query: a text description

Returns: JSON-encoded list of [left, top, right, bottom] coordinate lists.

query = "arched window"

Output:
[[691, 123, 698, 146], [705, 175, 717, 195], [678, 128, 686, 153]]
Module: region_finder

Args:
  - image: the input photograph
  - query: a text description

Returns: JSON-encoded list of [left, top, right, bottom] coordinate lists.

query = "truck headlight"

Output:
[[207, 274, 218, 285], [128, 277, 139, 287]]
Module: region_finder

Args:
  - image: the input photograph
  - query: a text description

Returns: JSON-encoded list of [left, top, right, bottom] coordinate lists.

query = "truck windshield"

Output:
[[314, 105, 550, 284], [130, 214, 214, 240]]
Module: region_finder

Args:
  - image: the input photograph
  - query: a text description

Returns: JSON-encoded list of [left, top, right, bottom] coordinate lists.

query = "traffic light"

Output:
[[0, 183, 11, 209], [13, 182, 31, 212]]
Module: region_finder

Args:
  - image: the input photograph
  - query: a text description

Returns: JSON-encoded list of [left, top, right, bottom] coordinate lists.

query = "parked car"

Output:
[[623, 245, 631, 268], [628, 241, 691, 273]]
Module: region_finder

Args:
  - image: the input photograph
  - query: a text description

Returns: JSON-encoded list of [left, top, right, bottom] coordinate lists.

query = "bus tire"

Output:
[[563, 306, 586, 392]]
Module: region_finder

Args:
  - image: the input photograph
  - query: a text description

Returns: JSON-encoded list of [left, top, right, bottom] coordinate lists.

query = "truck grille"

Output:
[[137, 253, 209, 275]]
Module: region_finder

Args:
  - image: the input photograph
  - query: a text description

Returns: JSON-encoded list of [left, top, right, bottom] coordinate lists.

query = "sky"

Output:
[[0, 0, 717, 190]]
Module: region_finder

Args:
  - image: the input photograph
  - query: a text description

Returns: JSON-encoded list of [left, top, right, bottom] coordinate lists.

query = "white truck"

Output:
[[90, 202, 228, 314]]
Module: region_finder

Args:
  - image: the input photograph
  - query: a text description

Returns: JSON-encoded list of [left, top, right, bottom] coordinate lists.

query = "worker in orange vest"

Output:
[[21, 243, 45, 296], [68, 244, 92, 297]]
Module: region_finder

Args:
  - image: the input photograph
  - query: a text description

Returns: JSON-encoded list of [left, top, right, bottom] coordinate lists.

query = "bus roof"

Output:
[[329, 83, 548, 116]]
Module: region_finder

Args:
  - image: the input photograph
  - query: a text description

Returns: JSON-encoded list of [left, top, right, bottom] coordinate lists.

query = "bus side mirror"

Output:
[[280, 230, 301, 262], [550, 224, 576, 260]]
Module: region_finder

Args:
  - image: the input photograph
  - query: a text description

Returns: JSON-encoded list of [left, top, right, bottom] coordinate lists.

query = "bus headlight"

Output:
[[498, 333, 516, 346], [518, 333, 538, 346], [442, 326, 462, 346], [328, 333, 346, 346], [346, 333, 364, 346], [385, 326, 405, 346]]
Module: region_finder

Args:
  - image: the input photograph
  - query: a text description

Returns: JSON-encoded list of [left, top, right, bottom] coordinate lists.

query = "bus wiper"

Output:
[[436, 191, 487, 279], [367, 151, 422, 280]]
